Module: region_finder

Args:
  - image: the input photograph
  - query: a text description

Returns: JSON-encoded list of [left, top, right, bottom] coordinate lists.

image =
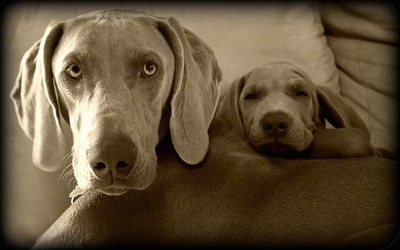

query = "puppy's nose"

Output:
[[261, 112, 292, 137], [87, 141, 135, 179]]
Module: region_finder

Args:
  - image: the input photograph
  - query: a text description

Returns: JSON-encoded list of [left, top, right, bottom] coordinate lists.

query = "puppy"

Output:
[[216, 61, 375, 158]]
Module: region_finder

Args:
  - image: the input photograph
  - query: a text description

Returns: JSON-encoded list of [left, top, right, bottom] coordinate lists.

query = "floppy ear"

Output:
[[315, 86, 370, 139], [157, 17, 222, 165], [215, 76, 246, 136], [10, 21, 72, 172]]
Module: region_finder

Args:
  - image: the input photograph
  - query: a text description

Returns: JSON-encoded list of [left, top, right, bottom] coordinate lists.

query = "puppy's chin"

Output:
[[254, 142, 295, 155]]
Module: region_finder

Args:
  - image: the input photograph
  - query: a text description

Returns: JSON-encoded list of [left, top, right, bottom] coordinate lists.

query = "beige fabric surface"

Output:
[[319, 2, 399, 153], [1, 1, 396, 248]]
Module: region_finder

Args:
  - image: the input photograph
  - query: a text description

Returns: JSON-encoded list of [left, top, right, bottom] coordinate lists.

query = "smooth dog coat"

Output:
[[216, 61, 375, 158], [11, 9, 221, 195]]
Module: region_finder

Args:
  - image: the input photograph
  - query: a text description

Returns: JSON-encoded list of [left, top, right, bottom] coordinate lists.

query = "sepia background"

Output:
[[1, 1, 398, 248]]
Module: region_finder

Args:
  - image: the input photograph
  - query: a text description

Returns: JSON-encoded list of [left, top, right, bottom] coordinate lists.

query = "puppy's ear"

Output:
[[214, 76, 246, 136], [158, 17, 222, 165], [315, 86, 370, 139], [10, 21, 72, 171]]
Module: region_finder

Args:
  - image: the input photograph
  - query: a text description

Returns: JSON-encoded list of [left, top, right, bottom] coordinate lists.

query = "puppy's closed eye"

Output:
[[287, 81, 310, 98], [293, 89, 309, 97], [244, 92, 259, 101]]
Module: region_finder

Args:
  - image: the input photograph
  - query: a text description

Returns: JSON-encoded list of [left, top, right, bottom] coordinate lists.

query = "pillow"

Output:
[[147, 2, 340, 93], [319, 2, 398, 153]]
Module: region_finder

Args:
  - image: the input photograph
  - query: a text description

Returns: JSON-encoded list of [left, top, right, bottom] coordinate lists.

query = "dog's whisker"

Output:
[[62, 153, 73, 168], [60, 163, 72, 177], [58, 153, 74, 183], [63, 168, 74, 180], [68, 177, 77, 188], [58, 163, 74, 183], [60, 161, 72, 175], [62, 152, 72, 161]]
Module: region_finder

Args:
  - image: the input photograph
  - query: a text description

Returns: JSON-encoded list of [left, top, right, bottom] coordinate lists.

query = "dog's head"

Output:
[[216, 61, 369, 155], [11, 9, 222, 195]]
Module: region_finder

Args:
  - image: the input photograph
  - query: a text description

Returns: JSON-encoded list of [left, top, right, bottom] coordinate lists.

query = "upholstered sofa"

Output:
[[2, 1, 398, 248]]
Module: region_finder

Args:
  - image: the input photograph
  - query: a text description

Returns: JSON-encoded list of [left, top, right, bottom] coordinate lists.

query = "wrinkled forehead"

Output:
[[57, 15, 168, 56], [248, 65, 307, 83], [245, 64, 314, 90]]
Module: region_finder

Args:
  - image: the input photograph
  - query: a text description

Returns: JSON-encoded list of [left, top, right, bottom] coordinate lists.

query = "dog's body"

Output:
[[11, 9, 221, 195], [216, 61, 375, 158], [33, 121, 397, 247]]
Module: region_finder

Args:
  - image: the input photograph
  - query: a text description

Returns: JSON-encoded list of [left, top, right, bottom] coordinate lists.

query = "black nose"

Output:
[[261, 112, 292, 137], [87, 141, 135, 179]]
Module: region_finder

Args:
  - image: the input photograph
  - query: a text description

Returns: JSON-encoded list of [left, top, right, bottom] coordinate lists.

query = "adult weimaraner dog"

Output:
[[11, 9, 221, 196], [216, 61, 376, 158]]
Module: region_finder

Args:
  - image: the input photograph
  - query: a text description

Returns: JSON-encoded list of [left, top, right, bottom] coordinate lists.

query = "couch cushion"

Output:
[[152, 2, 339, 93], [319, 2, 398, 153]]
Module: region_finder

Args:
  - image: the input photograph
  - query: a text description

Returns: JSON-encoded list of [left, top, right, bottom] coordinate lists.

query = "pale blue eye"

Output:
[[65, 64, 82, 80], [142, 61, 157, 77]]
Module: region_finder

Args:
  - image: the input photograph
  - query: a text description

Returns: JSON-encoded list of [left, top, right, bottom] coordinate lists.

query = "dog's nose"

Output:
[[87, 141, 135, 179], [261, 112, 292, 136]]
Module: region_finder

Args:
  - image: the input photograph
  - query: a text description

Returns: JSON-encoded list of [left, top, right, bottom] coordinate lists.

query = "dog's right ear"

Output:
[[315, 86, 371, 139], [214, 76, 246, 136], [156, 17, 222, 165], [10, 21, 72, 172]]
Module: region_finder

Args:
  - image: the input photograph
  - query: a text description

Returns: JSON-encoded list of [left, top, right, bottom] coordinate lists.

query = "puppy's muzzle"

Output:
[[87, 140, 136, 179], [261, 112, 292, 137]]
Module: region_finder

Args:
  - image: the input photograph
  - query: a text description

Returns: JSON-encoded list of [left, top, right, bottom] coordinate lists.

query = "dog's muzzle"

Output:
[[86, 140, 137, 179]]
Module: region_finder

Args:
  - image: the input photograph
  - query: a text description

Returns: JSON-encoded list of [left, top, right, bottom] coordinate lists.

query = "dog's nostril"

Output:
[[265, 123, 273, 130], [90, 162, 110, 178], [265, 122, 288, 130], [87, 141, 136, 179], [93, 162, 107, 170], [117, 161, 130, 169], [262, 113, 292, 136], [278, 122, 289, 129]]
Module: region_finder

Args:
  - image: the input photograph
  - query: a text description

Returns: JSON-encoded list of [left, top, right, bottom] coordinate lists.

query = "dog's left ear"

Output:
[[158, 17, 222, 165], [10, 21, 72, 171], [214, 76, 246, 136], [314, 86, 370, 139]]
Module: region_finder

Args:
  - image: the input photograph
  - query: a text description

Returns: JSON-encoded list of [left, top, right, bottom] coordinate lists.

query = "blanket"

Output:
[[34, 118, 398, 248]]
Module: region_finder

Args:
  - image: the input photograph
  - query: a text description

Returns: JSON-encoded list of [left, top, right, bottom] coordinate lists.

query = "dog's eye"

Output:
[[65, 64, 82, 80], [294, 90, 308, 97], [244, 93, 258, 100], [142, 61, 158, 77]]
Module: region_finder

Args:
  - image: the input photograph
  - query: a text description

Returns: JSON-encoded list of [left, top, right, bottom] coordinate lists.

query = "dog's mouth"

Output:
[[251, 136, 295, 154], [72, 148, 158, 197], [69, 185, 129, 203], [97, 186, 129, 196], [257, 142, 294, 154], [72, 166, 157, 197], [250, 128, 314, 156]]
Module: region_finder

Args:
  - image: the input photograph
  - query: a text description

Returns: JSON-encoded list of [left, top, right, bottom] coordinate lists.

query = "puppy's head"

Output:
[[216, 61, 369, 156], [11, 10, 221, 195], [239, 62, 318, 154]]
